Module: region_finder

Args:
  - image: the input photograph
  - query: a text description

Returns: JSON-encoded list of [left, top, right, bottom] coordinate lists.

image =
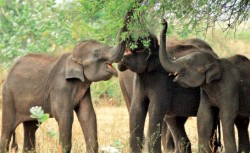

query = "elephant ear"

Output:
[[205, 62, 222, 84], [65, 55, 85, 82]]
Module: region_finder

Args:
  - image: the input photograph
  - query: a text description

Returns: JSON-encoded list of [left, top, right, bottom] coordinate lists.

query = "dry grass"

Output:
[[0, 105, 131, 153], [0, 103, 204, 153]]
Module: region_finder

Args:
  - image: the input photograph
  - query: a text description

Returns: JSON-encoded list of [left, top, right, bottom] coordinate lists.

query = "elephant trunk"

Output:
[[159, 21, 180, 73], [110, 7, 138, 63], [110, 26, 127, 63]]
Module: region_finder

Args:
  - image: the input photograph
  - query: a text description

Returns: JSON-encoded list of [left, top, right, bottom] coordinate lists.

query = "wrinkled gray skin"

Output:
[[118, 70, 196, 152], [0, 38, 126, 153], [159, 22, 250, 153], [118, 69, 176, 151], [118, 69, 134, 110], [118, 34, 220, 153]]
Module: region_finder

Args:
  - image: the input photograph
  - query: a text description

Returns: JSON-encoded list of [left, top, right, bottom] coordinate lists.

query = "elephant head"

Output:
[[118, 34, 160, 73], [159, 21, 222, 87], [65, 38, 126, 82], [65, 9, 139, 82]]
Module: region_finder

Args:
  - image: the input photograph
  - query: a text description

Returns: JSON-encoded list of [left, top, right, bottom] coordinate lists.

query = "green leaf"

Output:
[[38, 114, 50, 123], [112, 139, 124, 149], [47, 130, 58, 138]]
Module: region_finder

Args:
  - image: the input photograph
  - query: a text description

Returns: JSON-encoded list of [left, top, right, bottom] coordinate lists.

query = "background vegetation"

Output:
[[0, 0, 249, 104], [0, 0, 249, 152]]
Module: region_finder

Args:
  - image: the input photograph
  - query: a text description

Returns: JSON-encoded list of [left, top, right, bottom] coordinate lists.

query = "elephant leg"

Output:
[[219, 93, 238, 153], [75, 89, 98, 153], [220, 113, 237, 153], [162, 117, 175, 153], [52, 101, 73, 152], [166, 116, 190, 153], [209, 108, 221, 153], [235, 116, 250, 153], [129, 96, 148, 153], [23, 120, 39, 153], [0, 125, 16, 153], [56, 114, 73, 153], [147, 99, 168, 153], [197, 91, 214, 153], [0, 95, 17, 153]]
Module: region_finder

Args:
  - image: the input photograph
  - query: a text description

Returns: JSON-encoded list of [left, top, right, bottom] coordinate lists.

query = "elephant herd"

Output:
[[1, 15, 250, 153]]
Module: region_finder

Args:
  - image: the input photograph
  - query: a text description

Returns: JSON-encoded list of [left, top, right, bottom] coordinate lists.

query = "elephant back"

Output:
[[166, 38, 217, 59]]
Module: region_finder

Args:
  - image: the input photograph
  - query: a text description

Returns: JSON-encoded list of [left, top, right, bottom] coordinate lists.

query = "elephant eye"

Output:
[[93, 49, 101, 58]]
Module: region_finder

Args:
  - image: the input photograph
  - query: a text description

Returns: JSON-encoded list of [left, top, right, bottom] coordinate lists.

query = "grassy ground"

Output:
[[0, 104, 200, 153]]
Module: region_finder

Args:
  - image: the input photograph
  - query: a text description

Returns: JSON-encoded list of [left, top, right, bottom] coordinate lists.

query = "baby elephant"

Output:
[[0, 39, 125, 153], [159, 22, 250, 153]]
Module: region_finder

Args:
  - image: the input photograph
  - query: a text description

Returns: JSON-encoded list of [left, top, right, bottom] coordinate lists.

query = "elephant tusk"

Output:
[[173, 75, 179, 82], [174, 72, 178, 76], [169, 73, 172, 76]]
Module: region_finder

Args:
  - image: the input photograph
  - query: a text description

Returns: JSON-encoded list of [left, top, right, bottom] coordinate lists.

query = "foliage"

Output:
[[30, 106, 50, 123], [1, 0, 249, 64], [205, 28, 250, 57], [74, 0, 250, 41], [0, 0, 74, 67], [91, 77, 123, 106], [30, 106, 59, 138], [1, 0, 249, 63], [1, 0, 249, 106]]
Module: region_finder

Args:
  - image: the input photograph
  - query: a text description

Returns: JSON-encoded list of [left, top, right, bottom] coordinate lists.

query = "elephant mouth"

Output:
[[172, 72, 189, 88], [173, 72, 184, 82], [172, 72, 196, 88], [124, 48, 133, 56], [107, 63, 118, 77]]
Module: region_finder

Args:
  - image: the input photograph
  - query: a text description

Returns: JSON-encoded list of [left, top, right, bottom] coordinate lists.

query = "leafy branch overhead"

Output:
[[0, 0, 249, 66], [75, 0, 249, 46]]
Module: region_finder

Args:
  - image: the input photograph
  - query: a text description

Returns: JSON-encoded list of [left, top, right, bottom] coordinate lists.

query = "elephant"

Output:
[[118, 69, 134, 110], [118, 32, 221, 153], [0, 36, 126, 153], [159, 21, 250, 153], [118, 70, 197, 152], [118, 70, 220, 152]]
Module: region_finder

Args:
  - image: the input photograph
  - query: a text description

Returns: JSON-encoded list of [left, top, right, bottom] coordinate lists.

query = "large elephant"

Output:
[[118, 70, 200, 152], [118, 33, 220, 153], [0, 36, 126, 153], [118, 69, 134, 110], [159, 21, 250, 153]]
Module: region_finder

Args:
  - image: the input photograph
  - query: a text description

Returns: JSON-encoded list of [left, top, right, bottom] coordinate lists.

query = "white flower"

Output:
[[100, 146, 121, 153]]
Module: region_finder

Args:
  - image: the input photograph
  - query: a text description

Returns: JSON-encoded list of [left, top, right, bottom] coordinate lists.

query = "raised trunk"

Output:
[[159, 21, 180, 73], [110, 26, 127, 62], [110, 6, 140, 63]]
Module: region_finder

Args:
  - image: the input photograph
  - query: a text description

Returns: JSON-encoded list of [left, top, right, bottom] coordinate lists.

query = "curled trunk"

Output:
[[110, 26, 127, 62], [159, 21, 180, 73], [110, 8, 138, 62]]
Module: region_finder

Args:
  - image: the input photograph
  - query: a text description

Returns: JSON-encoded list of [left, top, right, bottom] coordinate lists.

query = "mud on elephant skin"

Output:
[[118, 33, 221, 153], [0, 38, 126, 153], [159, 21, 250, 153]]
